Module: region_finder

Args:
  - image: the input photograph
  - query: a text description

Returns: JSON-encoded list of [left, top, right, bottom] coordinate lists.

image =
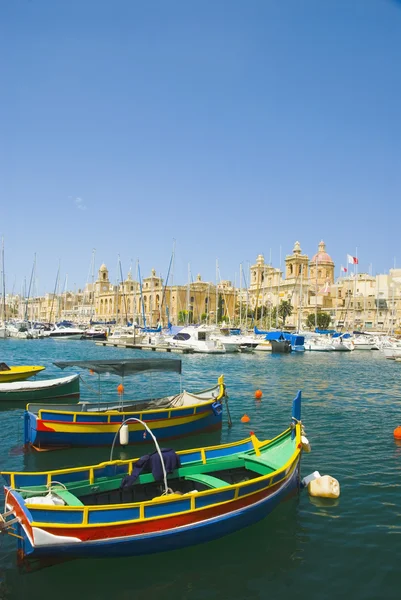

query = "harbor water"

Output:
[[0, 339, 400, 599]]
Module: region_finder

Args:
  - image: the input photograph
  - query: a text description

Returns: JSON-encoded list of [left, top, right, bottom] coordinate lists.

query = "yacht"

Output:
[[49, 324, 84, 340], [167, 325, 226, 354]]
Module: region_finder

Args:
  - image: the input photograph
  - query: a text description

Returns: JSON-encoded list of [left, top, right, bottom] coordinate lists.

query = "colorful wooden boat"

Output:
[[24, 358, 226, 450], [0, 363, 45, 383], [0, 374, 80, 403], [1, 391, 303, 561]]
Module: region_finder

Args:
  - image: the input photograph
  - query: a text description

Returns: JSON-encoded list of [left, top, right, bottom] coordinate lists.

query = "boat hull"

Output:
[[0, 375, 80, 403], [10, 460, 300, 560], [25, 403, 223, 448], [0, 366, 45, 383]]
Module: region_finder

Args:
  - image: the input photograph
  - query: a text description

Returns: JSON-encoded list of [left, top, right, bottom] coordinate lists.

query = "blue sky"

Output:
[[1, 0, 400, 295]]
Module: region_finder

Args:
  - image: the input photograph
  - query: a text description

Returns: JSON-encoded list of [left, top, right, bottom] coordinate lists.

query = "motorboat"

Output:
[[0, 363, 45, 383], [167, 325, 226, 354], [49, 325, 84, 340]]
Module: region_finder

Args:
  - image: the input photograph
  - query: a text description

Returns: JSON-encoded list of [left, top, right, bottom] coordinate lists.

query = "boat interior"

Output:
[[15, 433, 295, 509], [27, 385, 221, 415]]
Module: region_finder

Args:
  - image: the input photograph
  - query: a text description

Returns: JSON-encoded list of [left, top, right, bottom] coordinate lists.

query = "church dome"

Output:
[[311, 241, 333, 264], [99, 263, 108, 271]]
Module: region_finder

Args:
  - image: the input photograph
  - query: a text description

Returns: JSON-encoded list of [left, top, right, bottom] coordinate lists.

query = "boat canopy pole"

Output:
[[109, 417, 169, 496]]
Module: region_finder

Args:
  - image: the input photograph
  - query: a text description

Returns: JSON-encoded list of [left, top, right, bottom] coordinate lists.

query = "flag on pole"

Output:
[[318, 281, 330, 294], [341, 266, 347, 273], [347, 254, 358, 265]]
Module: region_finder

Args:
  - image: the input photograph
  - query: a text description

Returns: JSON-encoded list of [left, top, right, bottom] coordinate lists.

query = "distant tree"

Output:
[[306, 312, 331, 330], [217, 294, 224, 323], [178, 310, 188, 325], [200, 312, 207, 323], [278, 300, 293, 328]]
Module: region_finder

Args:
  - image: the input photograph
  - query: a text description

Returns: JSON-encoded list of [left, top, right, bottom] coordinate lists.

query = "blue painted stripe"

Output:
[[238, 478, 271, 496], [180, 451, 202, 464], [206, 441, 252, 459], [14, 474, 48, 488], [40, 412, 74, 422], [144, 498, 191, 518], [88, 506, 141, 524], [76, 414, 109, 423], [28, 509, 83, 524], [93, 464, 129, 479], [52, 470, 91, 484], [195, 489, 236, 508]]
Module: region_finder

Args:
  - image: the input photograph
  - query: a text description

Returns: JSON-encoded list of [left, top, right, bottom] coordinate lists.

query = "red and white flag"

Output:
[[318, 281, 330, 294], [341, 265, 347, 273], [347, 254, 358, 265]]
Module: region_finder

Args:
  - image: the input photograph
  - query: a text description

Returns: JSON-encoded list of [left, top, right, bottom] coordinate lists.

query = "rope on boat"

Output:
[[78, 375, 100, 395], [224, 392, 232, 428]]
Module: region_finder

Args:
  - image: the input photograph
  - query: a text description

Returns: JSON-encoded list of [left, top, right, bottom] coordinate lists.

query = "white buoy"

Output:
[[301, 435, 311, 453], [119, 423, 129, 446], [308, 475, 340, 499]]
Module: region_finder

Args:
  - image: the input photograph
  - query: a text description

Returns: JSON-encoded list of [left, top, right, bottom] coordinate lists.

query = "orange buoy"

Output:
[[241, 414, 250, 423], [89, 369, 95, 375], [394, 426, 401, 440], [117, 383, 125, 395], [255, 389, 263, 400]]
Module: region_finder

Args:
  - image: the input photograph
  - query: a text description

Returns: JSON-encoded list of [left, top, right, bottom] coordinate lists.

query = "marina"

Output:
[[0, 338, 400, 598], [2, 0, 401, 597]]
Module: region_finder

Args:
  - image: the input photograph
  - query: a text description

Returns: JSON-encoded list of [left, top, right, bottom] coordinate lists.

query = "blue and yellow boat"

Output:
[[24, 358, 226, 450], [1, 391, 303, 562]]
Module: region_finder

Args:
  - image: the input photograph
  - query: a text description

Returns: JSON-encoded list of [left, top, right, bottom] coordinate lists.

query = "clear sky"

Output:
[[1, 0, 400, 295]]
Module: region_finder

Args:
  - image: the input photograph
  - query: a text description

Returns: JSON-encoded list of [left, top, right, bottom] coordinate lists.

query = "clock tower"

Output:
[[95, 263, 110, 293]]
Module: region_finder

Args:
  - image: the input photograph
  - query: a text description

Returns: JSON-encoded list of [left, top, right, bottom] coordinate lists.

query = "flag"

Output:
[[347, 254, 358, 265], [318, 281, 330, 294], [341, 266, 347, 273]]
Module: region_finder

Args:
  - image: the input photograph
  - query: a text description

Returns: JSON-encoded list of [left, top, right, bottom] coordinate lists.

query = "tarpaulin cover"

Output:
[[54, 358, 182, 377]]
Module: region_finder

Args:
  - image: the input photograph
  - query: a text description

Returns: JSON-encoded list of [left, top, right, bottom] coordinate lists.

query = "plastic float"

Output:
[[308, 475, 340, 499]]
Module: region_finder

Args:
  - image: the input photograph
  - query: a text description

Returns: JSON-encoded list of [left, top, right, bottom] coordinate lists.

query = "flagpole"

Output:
[[353, 247, 358, 332], [315, 255, 318, 329]]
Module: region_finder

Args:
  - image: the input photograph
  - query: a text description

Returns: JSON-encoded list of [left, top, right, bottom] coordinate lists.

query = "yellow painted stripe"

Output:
[[44, 411, 209, 434]]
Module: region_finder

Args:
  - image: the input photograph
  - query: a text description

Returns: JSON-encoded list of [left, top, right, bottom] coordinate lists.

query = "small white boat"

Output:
[[304, 336, 334, 351], [49, 325, 83, 340]]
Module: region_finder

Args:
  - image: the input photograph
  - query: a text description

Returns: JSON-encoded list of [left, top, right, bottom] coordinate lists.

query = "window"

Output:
[[174, 333, 190, 340]]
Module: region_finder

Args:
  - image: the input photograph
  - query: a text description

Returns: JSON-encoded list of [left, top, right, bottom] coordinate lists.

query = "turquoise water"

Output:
[[0, 339, 400, 599]]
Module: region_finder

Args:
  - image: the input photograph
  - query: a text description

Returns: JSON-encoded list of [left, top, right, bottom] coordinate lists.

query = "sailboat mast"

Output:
[[298, 265, 303, 331], [315, 255, 318, 328], [1, 238, 6, 322], [215, 259, 218, 326], [91, 248, 96, 323], [239, 263, 243, 330]]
